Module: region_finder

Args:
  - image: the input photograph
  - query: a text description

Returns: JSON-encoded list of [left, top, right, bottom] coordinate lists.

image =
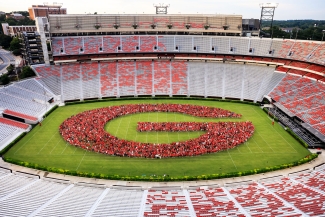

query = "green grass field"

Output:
[[4, 99, 310, 177]]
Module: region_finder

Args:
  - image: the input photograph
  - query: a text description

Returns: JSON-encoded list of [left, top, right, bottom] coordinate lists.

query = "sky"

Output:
[[1, 0, 325, 20]]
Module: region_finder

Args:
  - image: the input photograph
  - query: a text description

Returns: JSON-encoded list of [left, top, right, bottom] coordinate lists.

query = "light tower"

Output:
[[153, 3, 170, 14], [259, 3, 279, 38]]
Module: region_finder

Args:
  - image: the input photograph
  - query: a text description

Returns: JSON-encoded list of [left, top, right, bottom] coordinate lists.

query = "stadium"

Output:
[[0, 4, 325, 216]]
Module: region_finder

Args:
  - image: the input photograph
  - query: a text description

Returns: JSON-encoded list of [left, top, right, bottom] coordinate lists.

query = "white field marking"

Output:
[[115, 115, 122, 136], [252, 107, 298, 153], [244, 141, 253, 153], [174, 112, 180, 142], [251, 137, 264, 153], [60, 142, 70, 155], [72, 143, 78, 154], [14, 112, 58, 154], [37, 132, 57, 155], [145, 112, 149, 143], [156, 112, 159, 144], [166, 112, 170, 144], [134, 113, 141, 142], [76, 150, 87, 170], [49, 137, 64, 154], [255, 131, 276, 153], [227, 150, 238, 170], [124, 111, 132, 140]]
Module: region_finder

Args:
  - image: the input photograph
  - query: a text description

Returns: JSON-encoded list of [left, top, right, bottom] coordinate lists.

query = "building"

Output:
[[242, 18, 260, 36], [18, 17, 50, 65], [1, 23, 37, 37], [281, 27, 301, 33], [28, 4, 67, 20], [6, 13, 25, 21]]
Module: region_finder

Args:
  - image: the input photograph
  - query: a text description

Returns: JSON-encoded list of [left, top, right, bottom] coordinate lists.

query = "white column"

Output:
[[79, 63, 83, 101], [134, 61, 137, 96], [241, 64, 245, 101], [152, 60, 155, 97], [98, 62, 102, 99], [169, 60, 172, 97]]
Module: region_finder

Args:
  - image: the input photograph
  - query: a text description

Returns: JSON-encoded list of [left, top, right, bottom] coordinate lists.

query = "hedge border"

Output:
[[2, 153, 318, 182]]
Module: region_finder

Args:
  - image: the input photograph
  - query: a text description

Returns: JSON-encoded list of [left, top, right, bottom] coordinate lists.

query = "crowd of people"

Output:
[[59, 104, 254, 158]]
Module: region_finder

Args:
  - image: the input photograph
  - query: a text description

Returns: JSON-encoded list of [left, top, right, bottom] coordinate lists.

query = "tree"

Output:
[[0, 73, 10, 85], [6, 64, 14, 74], [0, 34, 12, 49], [5, 17, 17, 25], [0, 14, 5, 22], [19, 66, 36, 79], [9, 37, 21, 55]]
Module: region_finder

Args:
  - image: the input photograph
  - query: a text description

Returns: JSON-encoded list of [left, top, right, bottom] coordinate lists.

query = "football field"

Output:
[[4, 99, 310, 178]]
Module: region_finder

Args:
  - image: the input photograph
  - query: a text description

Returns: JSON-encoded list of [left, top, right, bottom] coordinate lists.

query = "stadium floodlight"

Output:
[[259, 3, 279, 8], [312, 24, 317, 40], [259, 3, 279, 38], [153, 3, 170, 14]]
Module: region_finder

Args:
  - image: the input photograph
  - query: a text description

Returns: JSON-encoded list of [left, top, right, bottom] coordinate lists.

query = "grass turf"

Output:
[[4, 99, 310, 177]]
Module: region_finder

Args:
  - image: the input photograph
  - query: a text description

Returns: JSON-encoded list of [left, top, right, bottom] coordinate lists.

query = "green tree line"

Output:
[[262, 20, 325, 40]]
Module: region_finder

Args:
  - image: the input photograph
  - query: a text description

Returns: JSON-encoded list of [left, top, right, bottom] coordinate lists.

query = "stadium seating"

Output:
[[153, 61, 171, 95], [33, 61, 278, 101], [1, 167, 325, 216], [171, 61, 188, 95], [289, 41, 319, 61], [122, 36, 139, 52], [64, 37, 82, 55], [103, 36, 120, 53], [290, 170, 325, 193], [99, 62, 118, 97], [308, 43, 325, 65], [33, 65, 61, 95], [84, 36, 101, 54], [51, 35, 325, 66], [307, 64, 325, 73], [144, 189, 191, 216], [287, 68, 308, 76], [61, 64, 82, 100], [227, 182, 300, 216], [0, 123, 24, 150], [91, 188, 143, 216], [82, 62, 100, 99], [262, 177, 325, 216], [0, 117, 29, 130], [136, 61, 153, 95], [188, 186, 246, 216], [288, 61, 310, 68], [119, 61, 136, 96], [3, 109, 38, 122]]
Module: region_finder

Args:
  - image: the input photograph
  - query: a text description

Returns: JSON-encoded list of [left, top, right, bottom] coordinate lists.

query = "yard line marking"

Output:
[[76, 150, 87, 170], [50, 139, 63, 154], [37, 132, 57, 154], [251, 137, 264, 153], [14, 113, 58, 154], [134, 113, 141, 142], [252, 107, 298, 153], [256, 131, 276, 153], [227, 150, 238, 170], [60, 142, 70, 155]]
